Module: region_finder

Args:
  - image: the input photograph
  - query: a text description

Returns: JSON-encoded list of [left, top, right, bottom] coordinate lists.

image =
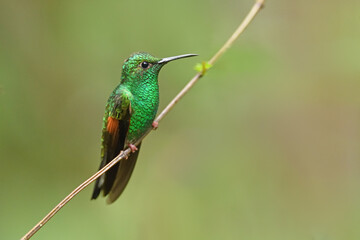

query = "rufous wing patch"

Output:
[[107, 116, 119, 135]]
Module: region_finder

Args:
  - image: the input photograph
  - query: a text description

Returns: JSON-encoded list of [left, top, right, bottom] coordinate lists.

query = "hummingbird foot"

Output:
[[129, 144, 138, 153], [152, 121, 159, 130]]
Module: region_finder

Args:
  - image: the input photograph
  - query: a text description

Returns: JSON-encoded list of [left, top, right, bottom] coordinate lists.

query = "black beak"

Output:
[[158, 54, 198, 64]]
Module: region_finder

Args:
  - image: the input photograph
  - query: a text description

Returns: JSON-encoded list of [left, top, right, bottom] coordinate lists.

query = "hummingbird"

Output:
[[91, 52, 197, 203]]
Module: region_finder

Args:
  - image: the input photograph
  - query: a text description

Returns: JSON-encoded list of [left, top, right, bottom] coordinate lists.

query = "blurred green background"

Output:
[[1, 0, 360, 239]]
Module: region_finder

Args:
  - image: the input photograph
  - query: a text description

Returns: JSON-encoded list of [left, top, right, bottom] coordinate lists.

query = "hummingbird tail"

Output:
[[106, 143, 142, 204]]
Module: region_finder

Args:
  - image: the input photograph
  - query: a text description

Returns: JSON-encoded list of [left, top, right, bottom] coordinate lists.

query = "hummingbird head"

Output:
[[120, 52, 197, 84]]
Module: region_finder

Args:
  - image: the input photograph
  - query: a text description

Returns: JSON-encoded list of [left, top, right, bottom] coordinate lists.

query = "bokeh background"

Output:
[[1, 0, 360, 239]]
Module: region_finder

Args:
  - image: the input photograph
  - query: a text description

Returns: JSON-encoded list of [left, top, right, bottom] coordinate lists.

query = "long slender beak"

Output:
[[158, 54, 198, 64]]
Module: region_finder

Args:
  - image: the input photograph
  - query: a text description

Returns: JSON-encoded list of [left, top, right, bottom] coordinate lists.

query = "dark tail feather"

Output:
[[106, 143, 141, 204], [91, 159, 109, 200], [92, 149, 121, 200], [91, 179, 101, 200]]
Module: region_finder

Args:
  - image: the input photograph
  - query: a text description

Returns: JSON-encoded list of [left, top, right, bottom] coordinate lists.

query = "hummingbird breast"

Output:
[[126, 83, 159, 143]]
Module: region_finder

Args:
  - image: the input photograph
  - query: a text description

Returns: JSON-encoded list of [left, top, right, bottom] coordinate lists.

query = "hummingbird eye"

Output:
[[140, 61, 149, 69]]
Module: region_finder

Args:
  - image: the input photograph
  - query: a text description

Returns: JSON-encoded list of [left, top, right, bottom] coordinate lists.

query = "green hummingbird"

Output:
[[91, 52, 197, 203]]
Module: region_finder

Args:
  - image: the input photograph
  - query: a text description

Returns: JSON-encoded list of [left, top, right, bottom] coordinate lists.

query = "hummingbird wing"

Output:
[[91, 90, 139, 202]]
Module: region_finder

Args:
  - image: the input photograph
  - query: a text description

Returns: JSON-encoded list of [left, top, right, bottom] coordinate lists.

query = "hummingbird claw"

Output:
[[152, 121, 159, 130], [129, 144, 138, 153]]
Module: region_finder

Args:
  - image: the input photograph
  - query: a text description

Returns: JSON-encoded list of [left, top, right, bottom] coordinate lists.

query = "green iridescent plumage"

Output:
[[121, 53, 161, 142], [92, 52, 196, 203]]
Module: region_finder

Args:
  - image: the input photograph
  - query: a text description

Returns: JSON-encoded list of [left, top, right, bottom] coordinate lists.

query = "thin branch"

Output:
[[208, 0, 265, 66], [21, 1, 265, 239]]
